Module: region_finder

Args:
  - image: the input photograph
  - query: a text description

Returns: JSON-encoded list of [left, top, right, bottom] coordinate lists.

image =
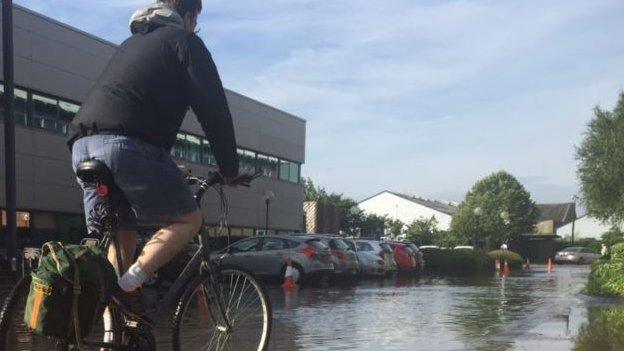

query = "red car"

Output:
[[386, 241, 418, 273]]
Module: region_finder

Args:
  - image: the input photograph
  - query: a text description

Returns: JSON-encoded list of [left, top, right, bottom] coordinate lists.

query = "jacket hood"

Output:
[[129, 3, 184, 33]]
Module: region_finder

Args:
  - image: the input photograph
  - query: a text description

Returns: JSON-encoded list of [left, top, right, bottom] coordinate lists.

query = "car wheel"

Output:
[[577, 257, 584, 265]]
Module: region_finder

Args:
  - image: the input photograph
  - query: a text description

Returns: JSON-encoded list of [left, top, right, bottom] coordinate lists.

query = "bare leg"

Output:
[[135, 209, 202, 276], [108, 229, 138, 274]]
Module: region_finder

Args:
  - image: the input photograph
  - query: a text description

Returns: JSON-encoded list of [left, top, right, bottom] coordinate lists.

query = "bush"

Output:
[[586, 255, 624, 298], [574, 307, 624, 350], [421, 248, 494, 275], [486, 250, 524, 269], [611, 243, 624, 259]]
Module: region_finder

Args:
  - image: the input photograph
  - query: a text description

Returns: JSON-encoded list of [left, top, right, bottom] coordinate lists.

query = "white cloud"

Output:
[[14, 0, 624, 204]]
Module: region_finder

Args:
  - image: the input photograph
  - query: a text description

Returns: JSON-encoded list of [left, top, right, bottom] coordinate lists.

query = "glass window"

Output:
[[238, 149, 256, 174], [187, 135, 201, 163], [0, 86, 28, 125], [329, 239, 350, 251], [279, 160, 290, 181], [58, 213, 86, 245], [58, 101, 80, 126], [261, 238, 284, 251], [257, 154, 279, 178], [230, 238, 260, 253], [241, 228, 255, 237], [201, 139, 216, 165], [289, 163, 300, 183], [171, 133, 187, 160], [32, 212, 58, 247], [357, 242, 374, 251], [284, 239, 301, 249], [1, 210, 30, 228], [32, 94, 62, 132]]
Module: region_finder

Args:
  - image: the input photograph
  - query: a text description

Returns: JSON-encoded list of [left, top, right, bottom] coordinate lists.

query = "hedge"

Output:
[[421, 248, 494, 275]]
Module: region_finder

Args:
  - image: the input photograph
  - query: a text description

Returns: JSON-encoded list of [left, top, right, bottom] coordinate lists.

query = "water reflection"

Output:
[[129, 266, 623, 350], [574, 306, 624, 351]]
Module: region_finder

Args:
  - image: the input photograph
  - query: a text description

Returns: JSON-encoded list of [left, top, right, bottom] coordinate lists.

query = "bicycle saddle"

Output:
[[76, 159, 114, 184]]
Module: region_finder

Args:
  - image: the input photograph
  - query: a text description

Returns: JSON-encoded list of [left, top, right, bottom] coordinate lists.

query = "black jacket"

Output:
[[68, 23, 239, 177]]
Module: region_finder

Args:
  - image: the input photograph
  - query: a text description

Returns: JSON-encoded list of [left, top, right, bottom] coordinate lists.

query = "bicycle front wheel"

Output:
[[0, 275, 123, 351], [172, 269, 272, 351]]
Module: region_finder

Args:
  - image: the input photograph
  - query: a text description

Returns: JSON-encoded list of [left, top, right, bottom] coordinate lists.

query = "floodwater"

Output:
[[265, 265, 624, 351], [3, 265, 623, 350]]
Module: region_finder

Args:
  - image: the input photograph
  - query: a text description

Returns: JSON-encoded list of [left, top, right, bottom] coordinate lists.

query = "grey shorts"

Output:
[[72, 134, 198, 231]]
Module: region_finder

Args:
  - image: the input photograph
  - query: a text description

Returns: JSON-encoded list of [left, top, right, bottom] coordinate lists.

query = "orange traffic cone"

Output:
[[547, 257, 554, 273], [282, 258, 298, 291], [502, 260, 511, 276]]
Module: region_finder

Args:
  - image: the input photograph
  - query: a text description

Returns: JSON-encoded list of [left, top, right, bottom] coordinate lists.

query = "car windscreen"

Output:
[[306, 239, 329, 251], [379, 243, 393, 253], [329, 239, 350, 251], [405, 243, 420, 252], [357, 242, 374, 251], [344, 240, 357, 251], [563, 247, 582, 252]]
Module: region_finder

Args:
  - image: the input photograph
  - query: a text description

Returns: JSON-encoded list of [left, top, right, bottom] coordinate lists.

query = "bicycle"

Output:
[[0, 159, 272, 350]]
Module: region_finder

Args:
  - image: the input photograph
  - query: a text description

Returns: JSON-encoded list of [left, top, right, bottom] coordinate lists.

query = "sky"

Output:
[[15, 0, 624, 206]]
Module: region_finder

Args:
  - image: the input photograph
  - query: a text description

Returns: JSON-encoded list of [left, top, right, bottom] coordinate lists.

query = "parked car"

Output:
[[386, 241, 418, 273], [310, 235, 360, 276], [211, 235, 334, 282], [400, 241, 425, 271], [354, 239, 397, 275], [555, 247, 601, 264]]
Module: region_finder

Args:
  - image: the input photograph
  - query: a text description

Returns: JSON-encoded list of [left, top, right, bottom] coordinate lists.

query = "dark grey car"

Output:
[[211, 235, 334, 282]]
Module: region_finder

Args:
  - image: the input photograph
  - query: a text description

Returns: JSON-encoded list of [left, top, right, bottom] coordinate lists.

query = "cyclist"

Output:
[[67, 0, 239, 316]]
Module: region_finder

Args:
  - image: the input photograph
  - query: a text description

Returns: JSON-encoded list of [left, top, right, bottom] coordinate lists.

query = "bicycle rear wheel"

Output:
[[0, 275, 123, 351], [172, 269, 272, 351]]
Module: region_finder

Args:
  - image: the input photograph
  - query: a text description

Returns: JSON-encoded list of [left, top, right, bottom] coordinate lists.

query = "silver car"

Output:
[[555, 246, 601, 264], [310, 235, 360, 276], [355, 239, 397, 275], [212, 235, 334, 282]]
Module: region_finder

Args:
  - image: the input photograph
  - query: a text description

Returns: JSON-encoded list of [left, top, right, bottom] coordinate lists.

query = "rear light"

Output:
[[297, 245, 317, 259]]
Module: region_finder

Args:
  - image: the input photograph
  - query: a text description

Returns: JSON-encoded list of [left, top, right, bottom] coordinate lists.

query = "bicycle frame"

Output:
[[91, 175, 233, 334]]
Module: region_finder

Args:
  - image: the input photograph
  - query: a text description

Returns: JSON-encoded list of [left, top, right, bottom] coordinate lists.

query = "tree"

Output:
[[405, 217, 439, 245], [303, 177, 384, 236], [384, 218, 404, 238], [577, 92, 624, 224], [601, 226, 624, 248], [450, 171, 538, 250]]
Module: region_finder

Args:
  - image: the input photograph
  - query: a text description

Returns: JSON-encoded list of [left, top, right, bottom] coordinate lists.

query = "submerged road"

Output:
[[263, 265, 620, 351]]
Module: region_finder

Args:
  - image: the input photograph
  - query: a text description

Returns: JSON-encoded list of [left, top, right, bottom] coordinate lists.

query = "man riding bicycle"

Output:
[[67, 0, 238, 316]]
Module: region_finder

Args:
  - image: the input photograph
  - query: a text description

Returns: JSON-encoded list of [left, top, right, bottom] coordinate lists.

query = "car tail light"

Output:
[[297, 245, 317, 259]]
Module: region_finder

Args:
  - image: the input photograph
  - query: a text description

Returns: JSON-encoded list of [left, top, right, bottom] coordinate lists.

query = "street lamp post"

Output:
[[571, 195, 579, 244], [264, 191, 275, 235], [473, 207, 483, 248], [3, 0, 18, 273]]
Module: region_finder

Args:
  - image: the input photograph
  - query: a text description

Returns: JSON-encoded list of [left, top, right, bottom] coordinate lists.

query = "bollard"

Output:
[[502, 260, 511, 276], [282, 257, 298, 291], [547, 257, 554, 273]]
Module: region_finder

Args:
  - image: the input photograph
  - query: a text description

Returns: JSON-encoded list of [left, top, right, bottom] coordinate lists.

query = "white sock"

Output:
[[103, 307, 113, 343], [118, 262, 149, 292]]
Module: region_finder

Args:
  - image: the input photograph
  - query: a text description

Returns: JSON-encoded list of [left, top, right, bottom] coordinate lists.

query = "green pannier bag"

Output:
[[23, 241, 117, 344]]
